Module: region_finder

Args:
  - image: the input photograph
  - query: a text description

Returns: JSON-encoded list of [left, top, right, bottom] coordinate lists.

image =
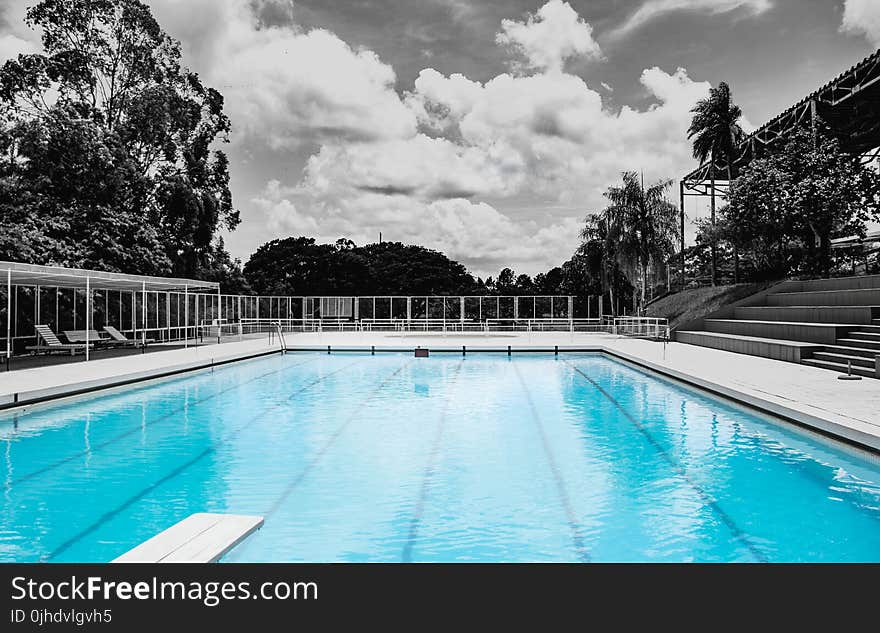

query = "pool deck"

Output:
[[0, 338, 281, 410], [1, 331, 878, 451]]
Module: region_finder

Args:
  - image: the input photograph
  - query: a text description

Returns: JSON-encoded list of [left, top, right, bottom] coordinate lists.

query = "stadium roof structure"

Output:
[[682, 48, 880, 196]]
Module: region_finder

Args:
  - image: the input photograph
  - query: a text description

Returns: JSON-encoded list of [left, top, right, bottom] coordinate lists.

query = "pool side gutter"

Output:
[[0, 347, 280, 413]]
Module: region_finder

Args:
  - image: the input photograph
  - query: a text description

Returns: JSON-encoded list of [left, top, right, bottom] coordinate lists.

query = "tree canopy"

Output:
[[721, 126, 880, 278], [587, 172, 679, 313], [244, 237, 482, 297], [0, 0, 242, 286], [243, 236, 604, 300]]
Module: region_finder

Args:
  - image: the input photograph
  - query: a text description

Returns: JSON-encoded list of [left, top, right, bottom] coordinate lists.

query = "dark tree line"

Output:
[[242, 237, 597, 298]]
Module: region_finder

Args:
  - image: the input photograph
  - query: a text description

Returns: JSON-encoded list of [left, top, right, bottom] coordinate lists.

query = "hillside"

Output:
[[646, 283, 769, 330]]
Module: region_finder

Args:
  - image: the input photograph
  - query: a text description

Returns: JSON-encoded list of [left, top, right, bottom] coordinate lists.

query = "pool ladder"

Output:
[[272, 321, 288, 353]]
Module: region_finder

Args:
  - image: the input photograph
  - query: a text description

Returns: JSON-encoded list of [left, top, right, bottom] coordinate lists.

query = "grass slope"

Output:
[[645, 283, 768, 330]]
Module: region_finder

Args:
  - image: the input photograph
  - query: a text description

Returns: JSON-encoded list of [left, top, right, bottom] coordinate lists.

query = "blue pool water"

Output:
[[1, 352, 879, 562]]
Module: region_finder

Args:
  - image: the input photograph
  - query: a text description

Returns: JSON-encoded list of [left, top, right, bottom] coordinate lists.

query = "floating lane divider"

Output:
[[113, 513, 264, 563]]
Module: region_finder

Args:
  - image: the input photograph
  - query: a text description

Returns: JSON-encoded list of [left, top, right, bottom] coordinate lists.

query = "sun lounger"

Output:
[[25, 325, 92, 356], [103, 325, 154, 347], [63, 329, 120, 348]]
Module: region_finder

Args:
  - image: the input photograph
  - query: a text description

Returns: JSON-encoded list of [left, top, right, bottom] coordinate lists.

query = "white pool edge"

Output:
[[2, 340, 878, 454]]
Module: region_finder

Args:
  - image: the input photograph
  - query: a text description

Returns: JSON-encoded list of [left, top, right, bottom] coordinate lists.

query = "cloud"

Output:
[[0, 33, 36, 61], [316, 63, 709, 206], [495, 0, 602, 72], [841, 0, 880, 47], [297, 62, 712, 275], [611, 0, 772, 39], [148, 0, 416, 147], [302, 134, 525, 202], [254, 179, 583, 275], [0, 0, 40, 61]]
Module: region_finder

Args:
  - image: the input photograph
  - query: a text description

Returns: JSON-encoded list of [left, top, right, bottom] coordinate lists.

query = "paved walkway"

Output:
[[2, 330, 878, 449], [0, 338, 279, 408]]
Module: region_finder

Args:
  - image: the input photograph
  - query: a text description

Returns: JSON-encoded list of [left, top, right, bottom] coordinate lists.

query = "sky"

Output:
[[1, 0, 878, 278]]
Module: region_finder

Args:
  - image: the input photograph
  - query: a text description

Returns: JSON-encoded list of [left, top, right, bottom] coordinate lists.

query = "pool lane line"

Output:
[[513, 362, 592, 564], [586, 355, 880, 515], [565, 361, 769, 563], [262, 359, 417, 521], [43, 356, 370, 562], [7, 356, 323, 489], [401, 359, 466, 563]]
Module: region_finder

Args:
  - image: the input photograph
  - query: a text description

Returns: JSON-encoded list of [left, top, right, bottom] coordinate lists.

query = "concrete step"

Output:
[[836, 338, 880, 351], [779, 274, 880, 293], [733, 305, 876, 324], [811, 351, 876, 368], [801, 358, 877, 378], [850, 325, 880, 334], [818, 344, 880, 359], [848, 331, 880, 342], [703, 319, 849, 344], [767, 288, 880, 307], [676, 330, 820, 363]]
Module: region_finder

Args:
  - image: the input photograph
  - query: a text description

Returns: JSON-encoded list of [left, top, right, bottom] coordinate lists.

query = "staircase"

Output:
[[676, 275, 880, 378]]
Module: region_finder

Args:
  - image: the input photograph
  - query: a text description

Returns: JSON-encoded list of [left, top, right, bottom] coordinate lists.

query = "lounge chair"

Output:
[[103, 325, 154, 347], [64, 329, 134, 349], [26, 325, 92, 356]]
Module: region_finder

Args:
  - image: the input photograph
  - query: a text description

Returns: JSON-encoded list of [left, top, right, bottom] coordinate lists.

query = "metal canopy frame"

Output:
[[2, 262, 219, 362], [683, 48, 880, 189], [677, 48, 880, 283], [0, 261, 218, 292]]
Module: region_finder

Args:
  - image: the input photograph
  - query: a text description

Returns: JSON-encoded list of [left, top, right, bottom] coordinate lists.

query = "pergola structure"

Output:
[[678, 48, 880, 282], [2, 261, 219, 361]]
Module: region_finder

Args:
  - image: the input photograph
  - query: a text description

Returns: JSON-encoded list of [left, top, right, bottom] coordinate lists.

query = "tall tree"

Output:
[[599, 172, 680, 312], [0, 0, 240, 282], [580, 213, 621, 315], [495, 268, 516, 295], [688, 81, 744, 285], [724, 126, 880, 278]]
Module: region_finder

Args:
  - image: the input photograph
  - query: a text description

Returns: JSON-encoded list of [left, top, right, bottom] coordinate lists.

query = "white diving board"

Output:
[[113, 513, 264, 563]]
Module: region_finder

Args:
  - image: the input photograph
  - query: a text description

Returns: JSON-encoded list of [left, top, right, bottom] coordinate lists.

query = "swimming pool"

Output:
[[1, 352, 879, 562]]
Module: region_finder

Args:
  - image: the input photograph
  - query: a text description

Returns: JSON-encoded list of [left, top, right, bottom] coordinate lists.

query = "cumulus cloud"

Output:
[[611, 0, 772, 39], [495, 0, 602, 72], [149, 0, 416, 146], [308, 64, 709, 211], [254, 179, 583, 274], [303, 134, 525, 201], [290, 61, 712, 274], [841, 0, 880, 47]]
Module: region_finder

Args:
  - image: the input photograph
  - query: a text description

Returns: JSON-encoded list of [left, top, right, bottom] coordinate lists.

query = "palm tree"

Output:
[[600, 172, 680, 313], [688, 82, 744, 285], [580, 212, 620, 315]]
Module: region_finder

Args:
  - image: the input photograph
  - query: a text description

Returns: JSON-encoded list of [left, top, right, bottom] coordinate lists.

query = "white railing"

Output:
[[239, 317, 630, 335], [607, 317, 669, 339]]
